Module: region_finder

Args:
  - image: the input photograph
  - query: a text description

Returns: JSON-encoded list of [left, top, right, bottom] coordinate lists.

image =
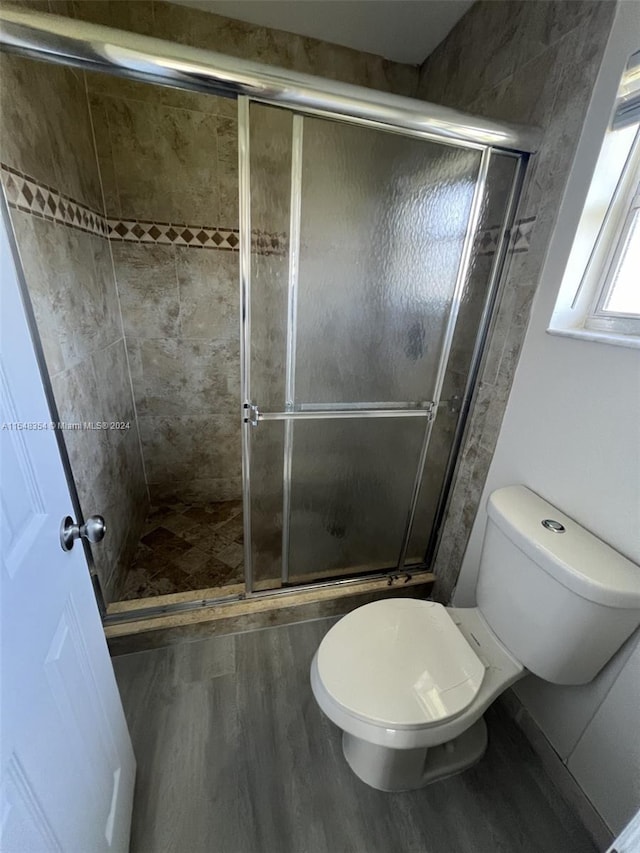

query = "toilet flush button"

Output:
[[542, 519, 565, 533]]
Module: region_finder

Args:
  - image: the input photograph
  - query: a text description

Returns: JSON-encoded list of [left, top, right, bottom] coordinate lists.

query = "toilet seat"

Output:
[[316, 599, 485, 729]]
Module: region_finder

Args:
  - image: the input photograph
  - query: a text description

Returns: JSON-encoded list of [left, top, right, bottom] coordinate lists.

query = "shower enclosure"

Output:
[[0, 6, 533, 616], [242, 101, 523, 593]]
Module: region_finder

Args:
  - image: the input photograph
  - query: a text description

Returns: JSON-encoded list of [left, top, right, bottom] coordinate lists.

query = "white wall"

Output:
[[453, 2, 640, 836]]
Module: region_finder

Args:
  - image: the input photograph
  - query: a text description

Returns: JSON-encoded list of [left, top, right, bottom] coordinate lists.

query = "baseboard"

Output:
[[497, 689, 613, 851]]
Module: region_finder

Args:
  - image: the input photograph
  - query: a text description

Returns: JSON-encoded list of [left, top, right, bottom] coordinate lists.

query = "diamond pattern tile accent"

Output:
[[1, 163, 108, 238], [251, 229, 286, 256], [475, 217, 537, 257], [2, 163, 523, 262], [479, 226, 500, 256], [104, 219, 280, 254], [510, 217, 535, 253], [1, 164, 288, 256], [3, 173, 17, 200], [21, 183, 33, 206]]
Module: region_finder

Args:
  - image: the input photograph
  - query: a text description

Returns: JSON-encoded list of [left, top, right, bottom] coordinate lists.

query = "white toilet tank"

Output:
[[476, 486, 640, 685]]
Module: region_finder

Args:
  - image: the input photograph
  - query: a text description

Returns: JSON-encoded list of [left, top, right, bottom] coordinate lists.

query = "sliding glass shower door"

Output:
[[241, 99, 520, 590]]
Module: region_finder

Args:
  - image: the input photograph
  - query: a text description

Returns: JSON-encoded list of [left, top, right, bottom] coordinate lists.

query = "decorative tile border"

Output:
[[1, 164, 287, 256], [1, 163, 108, 238], [251, 228, 288, 257], [107, 219, 287, 256], [477, 216, 535, 257], [1, 163, 527, 261], [107, 218, 241, 251], [510, 216, 535, 253], [478, 225, 501, 256]]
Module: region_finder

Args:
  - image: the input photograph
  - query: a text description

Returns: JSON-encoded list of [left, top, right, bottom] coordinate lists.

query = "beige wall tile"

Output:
[[176, 247, 238, 340], [148, 477, 242, 505], [10, 213, 121, 374], [216, 115, 237, 167], [112, 242, 180, 338], [129, 337, 240, 417], [99, 96, 219, 222], [51, 357, 109, 489], [87, 93, 121, 217], [0, 54, 103, 211], [0, 54, 59, 192], [138, 414, 239, 482], [49, 349, 148, 595], [94, 419, 149, 599], [217, 166, 239, 227], [70, 0, 155, 36], [10, 212, 66, 376], [91, 338, 137, 423]]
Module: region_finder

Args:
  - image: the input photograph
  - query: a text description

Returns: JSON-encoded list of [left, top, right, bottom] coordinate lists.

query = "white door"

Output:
[[0, 205, 135, 852]]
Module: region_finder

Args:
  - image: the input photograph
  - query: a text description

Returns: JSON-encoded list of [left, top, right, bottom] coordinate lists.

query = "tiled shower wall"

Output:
[[1, 0, 418, 598], [417, 0, 617, 602], [0, 49, 148, 601], [87, 75, 243, 504], [68, 0, 419, 505]]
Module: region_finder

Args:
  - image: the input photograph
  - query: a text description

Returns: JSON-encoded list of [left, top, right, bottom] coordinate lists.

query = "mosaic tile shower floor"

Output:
[[119, 500, 244, 601]]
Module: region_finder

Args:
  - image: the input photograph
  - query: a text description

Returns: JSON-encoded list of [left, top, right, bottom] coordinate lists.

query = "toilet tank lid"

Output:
[[487, 486, 640, 609]]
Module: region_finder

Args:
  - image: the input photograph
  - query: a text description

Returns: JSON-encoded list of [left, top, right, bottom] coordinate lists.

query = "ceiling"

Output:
[[171, 0, 475, 65]]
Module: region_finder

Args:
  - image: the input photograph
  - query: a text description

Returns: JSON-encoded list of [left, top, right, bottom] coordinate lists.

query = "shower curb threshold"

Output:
[[105, 571, 436, 655]]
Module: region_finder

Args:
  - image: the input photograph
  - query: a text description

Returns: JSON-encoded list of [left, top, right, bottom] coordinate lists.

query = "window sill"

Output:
[[546, 326, 640, 349]]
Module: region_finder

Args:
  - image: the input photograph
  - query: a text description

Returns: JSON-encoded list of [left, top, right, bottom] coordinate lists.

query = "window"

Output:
[[549, 50, 640, 347], [585, 130, 640, 336]]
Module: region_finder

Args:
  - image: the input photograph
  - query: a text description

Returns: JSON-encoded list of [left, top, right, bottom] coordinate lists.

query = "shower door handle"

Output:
[[60, 514, 107, 551]]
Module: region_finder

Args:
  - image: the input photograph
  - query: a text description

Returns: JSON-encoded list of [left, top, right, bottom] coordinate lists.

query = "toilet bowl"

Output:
[[311, 600, 524, 790], [310, 486, 640, 792]]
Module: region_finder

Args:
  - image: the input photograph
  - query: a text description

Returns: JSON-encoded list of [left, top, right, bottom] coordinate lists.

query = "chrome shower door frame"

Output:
[[239, 96, 519, 595]]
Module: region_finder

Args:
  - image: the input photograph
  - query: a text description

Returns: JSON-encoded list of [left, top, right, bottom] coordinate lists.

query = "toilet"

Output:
[[310, 485, 640, 791]]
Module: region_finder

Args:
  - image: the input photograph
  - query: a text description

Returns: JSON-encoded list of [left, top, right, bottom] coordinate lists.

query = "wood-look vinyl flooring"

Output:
[[113, 617, 598, 853]]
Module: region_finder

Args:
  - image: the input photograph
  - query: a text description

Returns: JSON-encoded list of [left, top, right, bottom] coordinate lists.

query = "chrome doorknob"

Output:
[[60, 514, 107, 552]]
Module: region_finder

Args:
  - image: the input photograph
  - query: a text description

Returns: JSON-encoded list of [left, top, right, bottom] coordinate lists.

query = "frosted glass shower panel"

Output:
[[287, 417, 428, 577], [249, 103, 292, 410], [407, 153, 521, 563], [249, 419, 285, 588], [442, 153, 520, 397], [294, 118, 482, 404]]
